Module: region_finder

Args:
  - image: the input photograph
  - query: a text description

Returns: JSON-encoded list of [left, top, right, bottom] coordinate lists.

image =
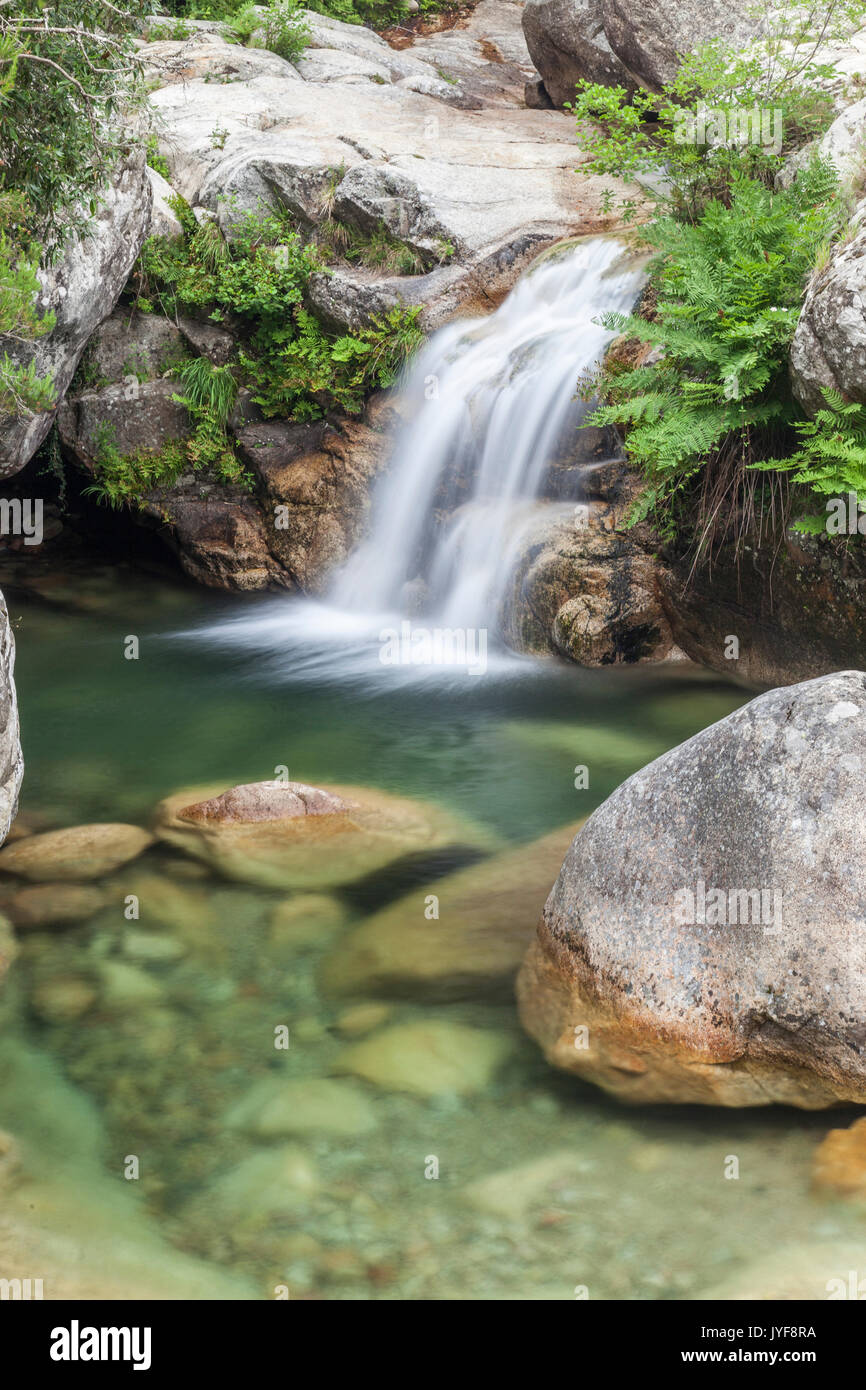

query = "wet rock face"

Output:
[[0, 152, 152, 479], [499, 474, 676, 666], [518, 671, 866, 1107], [0, 595, 22, 851]]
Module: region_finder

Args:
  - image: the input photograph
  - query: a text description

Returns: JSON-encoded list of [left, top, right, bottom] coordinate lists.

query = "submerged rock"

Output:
[[335, 1019, 514, 1096], [321, 822, 582, 999], [812, 1117, 866, 1199], [518, 671, 866, 1107], [154, 779, 494, 889], [0, 911, 17, 985], [30, 976, 98, 1023], [463, 1149, 587, 1219], [5, 882, 106, 930], [0, 1037, 256, 1298], [225, 1076, 379, 1138], [699, 1241, 866, 1301], [200, 1145, 320, 1224], [0, 823, 154, 882]]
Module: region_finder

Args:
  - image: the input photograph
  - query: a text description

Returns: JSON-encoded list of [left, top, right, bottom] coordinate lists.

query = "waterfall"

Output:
[[333, 236, 645, 630], [189, 236, 645, 683]]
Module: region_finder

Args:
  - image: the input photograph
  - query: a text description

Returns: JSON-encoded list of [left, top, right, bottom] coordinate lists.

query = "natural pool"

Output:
[[0, 570, 861, 1301]]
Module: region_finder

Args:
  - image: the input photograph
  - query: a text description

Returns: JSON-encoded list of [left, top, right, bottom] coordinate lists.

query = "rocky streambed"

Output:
[[0, 579, 864, 1300]]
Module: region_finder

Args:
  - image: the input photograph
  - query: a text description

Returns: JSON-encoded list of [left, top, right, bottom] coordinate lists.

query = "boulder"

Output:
[[0, 151, 152, 478], [777, 97, 866, 193], [790, 204, 866, 415], [518, 671, 866, 1107], [0, 594, 23, 848], [153, 779, 495, 889], [77, 309, 185, 386], [321, 821, 583, 999], [0, 823, 155, 882], [522, 0, 637, 107], [600, 0, 761, 91], [58, 378, 191, 460]]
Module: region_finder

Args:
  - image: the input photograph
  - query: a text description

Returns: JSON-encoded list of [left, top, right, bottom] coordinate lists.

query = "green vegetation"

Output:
[[0, 195, 56, 419], [84, 423, 190, 510], [0, 2, 151, 422], [0, 1, 149, 244], [135, 202, 423, 422], [224, 0, 310, 59], [156, 0, 455, 31], [572, 0, 866, 553]]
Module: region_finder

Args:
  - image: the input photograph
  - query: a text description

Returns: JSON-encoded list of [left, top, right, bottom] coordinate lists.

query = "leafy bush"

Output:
[[570, 1, 866, 221], [571, 3, 866, 553], [0, 1, 149, 243], [84, 424, 189, 509], [226, 0, 311, 59], [135, 202, 423, 420]]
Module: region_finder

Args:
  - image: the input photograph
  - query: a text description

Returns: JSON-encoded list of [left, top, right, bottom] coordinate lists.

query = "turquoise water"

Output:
[[1, 574, 860, 1301]]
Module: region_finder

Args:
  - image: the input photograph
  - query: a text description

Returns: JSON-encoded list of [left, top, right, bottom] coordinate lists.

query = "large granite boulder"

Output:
[[523, 0, 762, 100], [522, 0, 637, 106], [600, 0, 761, 91], [518, 671, 866, 1107], [790, 200, 866, 415]]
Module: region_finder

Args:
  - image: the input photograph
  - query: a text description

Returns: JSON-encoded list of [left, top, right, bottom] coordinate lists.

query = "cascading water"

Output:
[[334, 236, 644, 630], [190, 237, 645, 683]]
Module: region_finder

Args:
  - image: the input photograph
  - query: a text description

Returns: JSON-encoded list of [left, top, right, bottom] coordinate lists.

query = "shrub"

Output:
[[135, 202, 423, 421], [226, 0, 310, 60]]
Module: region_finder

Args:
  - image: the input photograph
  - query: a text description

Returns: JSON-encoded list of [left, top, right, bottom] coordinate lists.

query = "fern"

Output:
[[588, 174, 840, 529]]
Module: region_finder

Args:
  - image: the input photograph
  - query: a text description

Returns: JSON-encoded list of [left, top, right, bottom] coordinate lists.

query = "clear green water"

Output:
[[1, 574, 860, 1300]]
